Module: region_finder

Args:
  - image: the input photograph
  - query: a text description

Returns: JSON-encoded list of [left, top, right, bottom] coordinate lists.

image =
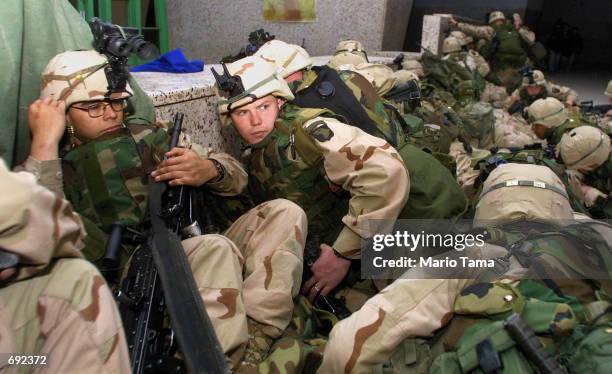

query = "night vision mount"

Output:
[[211, 63, 245, 98], [89, 17, 159, 95], [520, 66, 535, 85]]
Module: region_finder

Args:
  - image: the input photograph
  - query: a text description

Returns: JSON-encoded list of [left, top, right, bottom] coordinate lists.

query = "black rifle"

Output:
[[110, 113, 228, 373], [384, 79, 422, 107], [391, 53, 405, 70], [221, 29, 275, 63], [508, 99, 529, 119], [580, 100, 612, 116], [505, 314, 565, 374]]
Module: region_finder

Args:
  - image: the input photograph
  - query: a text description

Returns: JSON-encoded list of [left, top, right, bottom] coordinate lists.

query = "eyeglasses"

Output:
[[71, 99, 128, 118]]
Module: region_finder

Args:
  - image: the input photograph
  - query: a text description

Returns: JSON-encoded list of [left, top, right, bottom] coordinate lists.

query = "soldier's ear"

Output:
[[276, 98, 285, 109]]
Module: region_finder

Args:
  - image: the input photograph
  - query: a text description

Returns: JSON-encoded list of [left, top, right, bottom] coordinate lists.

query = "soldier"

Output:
[[526, 97, 585, 146], [441, 34, 508, 105], [22, 50, 307, 370], [318, 163, 610, 372], [558, 126, 612, 218], [255, 39, 408, 151], [0, 161, 130, 373], [328, 39, 369, 69], [215, 55, 467, 303], [442, 36, 490, 78], [450, 12, 536, 91], [506, 69, 578, 111]]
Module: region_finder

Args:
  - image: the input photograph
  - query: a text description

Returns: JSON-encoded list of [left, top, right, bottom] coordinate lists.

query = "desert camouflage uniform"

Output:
[[457, 22, 535, 46], [246, 105, 410, 258], [19, 123, 306, 369], [493, 108, 541, 148], [0, 162, 130, 373], [591, 113, 612, 135], [318, 164, 609, 373]]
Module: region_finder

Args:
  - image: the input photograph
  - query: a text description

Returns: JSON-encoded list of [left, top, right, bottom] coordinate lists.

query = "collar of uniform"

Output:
[[294, 69, 318, 92]]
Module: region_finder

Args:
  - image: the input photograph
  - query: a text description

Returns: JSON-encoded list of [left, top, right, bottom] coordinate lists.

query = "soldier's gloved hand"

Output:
[[27, 98, 66, 160], [152, 147, 219, 187], [302, 244, 351, 302]]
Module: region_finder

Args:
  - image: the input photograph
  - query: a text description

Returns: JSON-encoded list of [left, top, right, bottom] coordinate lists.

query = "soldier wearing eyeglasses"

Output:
[[19, 49, 307, 370]]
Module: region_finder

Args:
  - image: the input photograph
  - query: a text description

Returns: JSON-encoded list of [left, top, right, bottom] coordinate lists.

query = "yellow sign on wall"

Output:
[[263, 0, 317, 22]]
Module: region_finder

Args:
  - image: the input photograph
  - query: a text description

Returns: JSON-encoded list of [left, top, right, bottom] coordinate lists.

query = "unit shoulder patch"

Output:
[[306, 120, 335, 142]]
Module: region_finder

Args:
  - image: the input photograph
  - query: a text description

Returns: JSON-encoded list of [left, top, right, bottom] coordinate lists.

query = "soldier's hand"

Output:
[[448, 16, 458, 27], [582, 185, 606, 207], [152, 147, 218, 187], [565, 99, 576, 107], [302, 244, 351, 302], [28, 98, 66, 160], [606, 109, 612, 117]]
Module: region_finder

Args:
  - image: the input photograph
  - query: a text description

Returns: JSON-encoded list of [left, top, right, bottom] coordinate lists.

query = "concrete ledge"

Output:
[[132, 53, 420, 156]]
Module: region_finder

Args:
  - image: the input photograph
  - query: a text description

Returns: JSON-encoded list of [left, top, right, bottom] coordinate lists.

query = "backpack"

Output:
[[380, 221, 612, 374], [421, 51, 485, 106]]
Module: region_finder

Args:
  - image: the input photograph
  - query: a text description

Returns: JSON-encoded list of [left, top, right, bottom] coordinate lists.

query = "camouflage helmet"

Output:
[[334, 40, 368, 61], [605, 80, 612, 97], [559, 126, 611, 172], [254, 40, 313, 78], [328, 51, 368, 69], [40, 50, 132, 108], [522, 69, 546, 87], [215, 55, 294, 114], [474, 163, 573, 223], [393, 69, 420, 85], [450, 30, 473, 46], [526, 97, 568, 129], [346, 63, 396, 95], [488, 11, 506, 24], [401, 59, 424, 78], [442, 36, 462, 54]]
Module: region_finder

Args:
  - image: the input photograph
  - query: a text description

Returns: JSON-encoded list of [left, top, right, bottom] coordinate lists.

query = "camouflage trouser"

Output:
[[0, 258, 130, 374], [318, 245, 513, 374], [190, 199, 306, 368], [493, 109, 541, 149]]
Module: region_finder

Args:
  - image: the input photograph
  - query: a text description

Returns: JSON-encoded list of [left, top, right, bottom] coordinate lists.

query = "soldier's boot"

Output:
[[234, 318, 274, 373]]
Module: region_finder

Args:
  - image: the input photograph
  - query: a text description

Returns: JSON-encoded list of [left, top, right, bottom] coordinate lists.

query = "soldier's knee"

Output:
[[183, 233, 237, 253], [44, 258, 113, 312]]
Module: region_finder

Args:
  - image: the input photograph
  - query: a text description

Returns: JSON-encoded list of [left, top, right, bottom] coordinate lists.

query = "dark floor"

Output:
[[547, 67, 612, 105]]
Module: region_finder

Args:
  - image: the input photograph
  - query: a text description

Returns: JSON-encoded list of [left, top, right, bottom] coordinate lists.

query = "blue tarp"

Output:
[[131, 48, 204, 73]]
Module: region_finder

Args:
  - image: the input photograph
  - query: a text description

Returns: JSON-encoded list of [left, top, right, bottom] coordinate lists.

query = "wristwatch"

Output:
[[207, 159, 225, 183]]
